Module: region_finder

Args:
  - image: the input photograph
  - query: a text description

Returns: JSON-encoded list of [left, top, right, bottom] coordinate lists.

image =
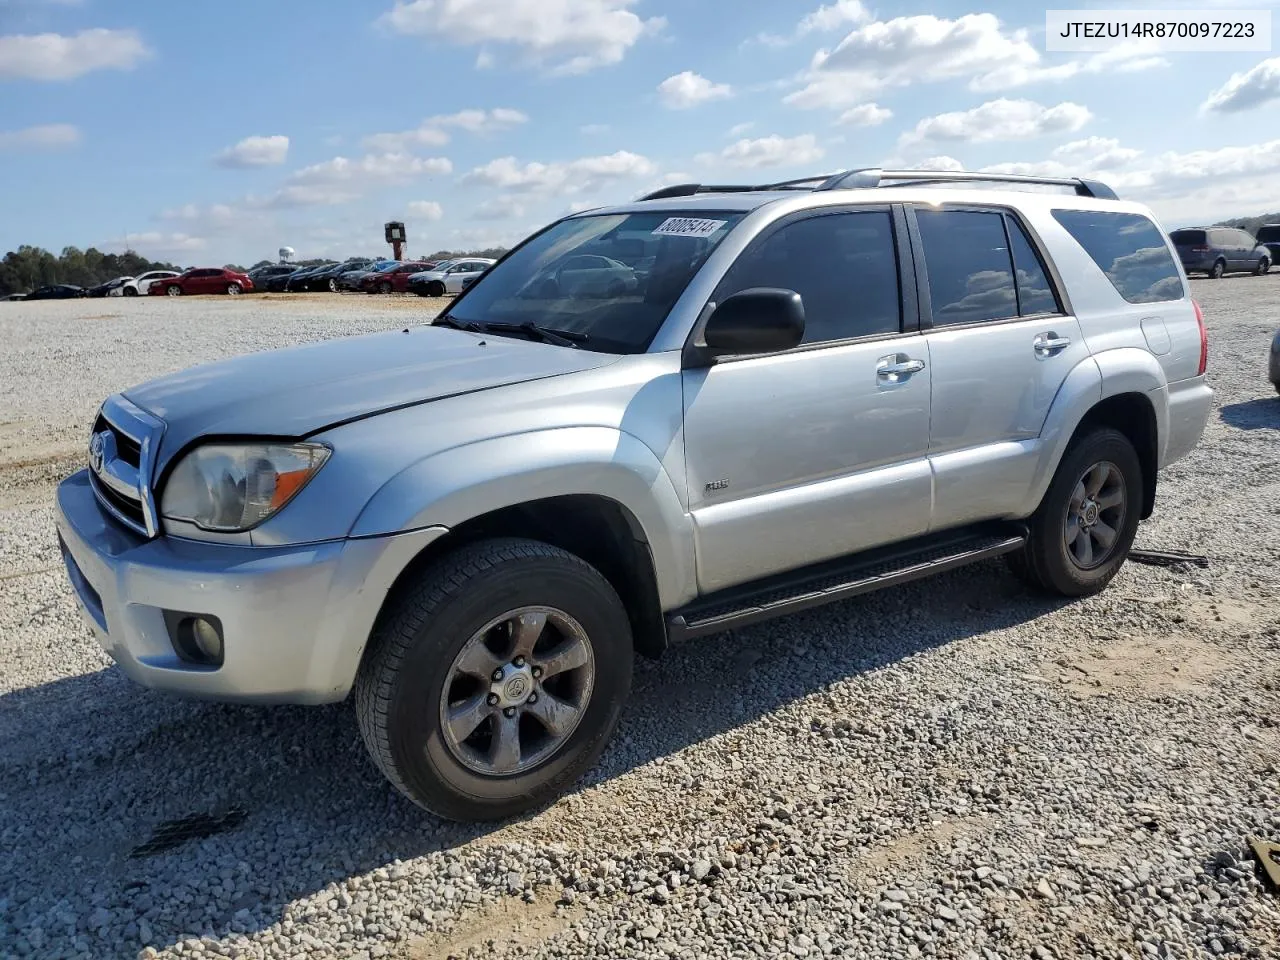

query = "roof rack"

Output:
[[637, 168, 1118, 202]]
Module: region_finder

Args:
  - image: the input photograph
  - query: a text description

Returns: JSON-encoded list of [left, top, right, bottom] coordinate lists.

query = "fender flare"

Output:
[[349, 426, 697, 609], [1018, 349, 1168, 517]]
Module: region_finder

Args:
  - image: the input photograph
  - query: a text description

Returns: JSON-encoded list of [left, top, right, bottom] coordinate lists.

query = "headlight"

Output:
[[161, 442, 330, 532]]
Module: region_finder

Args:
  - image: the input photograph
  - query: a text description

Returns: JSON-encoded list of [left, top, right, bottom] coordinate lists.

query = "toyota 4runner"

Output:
[[56, 168, 1214, 820]]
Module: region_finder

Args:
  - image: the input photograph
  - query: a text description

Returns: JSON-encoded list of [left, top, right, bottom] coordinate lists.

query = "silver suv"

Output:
[[56, 168, 1213, 820]]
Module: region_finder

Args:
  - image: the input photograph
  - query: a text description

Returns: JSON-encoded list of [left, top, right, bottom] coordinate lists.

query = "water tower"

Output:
[[279, 246, 295, 263]]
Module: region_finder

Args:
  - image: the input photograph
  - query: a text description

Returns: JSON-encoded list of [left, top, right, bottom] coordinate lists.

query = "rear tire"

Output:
[[1210, 259, 1226, 279], [166, 285, 182, 297], [1007, 428, 1142, 597], [226, 282, 242, 296], [328, 278, 338, 292], [428, 280, 446, 297], [355, 538, 633, 821], [378, 281, 393, 295], [123, 287, 138, 297]]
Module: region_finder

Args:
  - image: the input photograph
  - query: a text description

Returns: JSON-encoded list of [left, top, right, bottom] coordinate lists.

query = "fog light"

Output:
[[164, 611, 225, 666], [190, 618, 223, 662]]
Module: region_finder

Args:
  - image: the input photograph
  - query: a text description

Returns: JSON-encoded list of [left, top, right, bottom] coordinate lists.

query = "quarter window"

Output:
[[1007, 217, 1061, 316], [715, 210, 901, 345], [916, 210, 1017, 326], [1052, 209, 1184, 304]]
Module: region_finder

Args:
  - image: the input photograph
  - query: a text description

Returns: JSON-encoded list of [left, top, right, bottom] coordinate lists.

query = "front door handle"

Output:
[[877, 355, 926, 381], [1033, 333, 1071, 357]]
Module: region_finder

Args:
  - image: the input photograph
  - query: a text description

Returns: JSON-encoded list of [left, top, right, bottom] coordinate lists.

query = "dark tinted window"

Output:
[[917, 210, 1017, 325], [1170, 229, 1206, 246], [1007, 217, 1060, 316], [1257, 225, 1280, 244], [716, 210, 900, 344], [1051, 210, 1183, 304]]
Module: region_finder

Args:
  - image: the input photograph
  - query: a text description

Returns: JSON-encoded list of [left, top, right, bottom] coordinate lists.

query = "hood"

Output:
[[124, 326, 619, 470], [413, 271, 446, 280]]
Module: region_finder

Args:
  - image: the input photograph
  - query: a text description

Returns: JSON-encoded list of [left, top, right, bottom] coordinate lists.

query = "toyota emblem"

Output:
[[88, 431, 107, 473]]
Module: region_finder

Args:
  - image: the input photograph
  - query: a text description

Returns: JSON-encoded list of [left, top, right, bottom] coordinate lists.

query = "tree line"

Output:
[[1217, 213, 1280, 236], [0, 246, 181, 297]]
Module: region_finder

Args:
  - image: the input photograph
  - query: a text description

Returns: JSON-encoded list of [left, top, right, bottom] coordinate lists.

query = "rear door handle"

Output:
[[1033, 333, 1071, 357], [877, 355, 926, 381]]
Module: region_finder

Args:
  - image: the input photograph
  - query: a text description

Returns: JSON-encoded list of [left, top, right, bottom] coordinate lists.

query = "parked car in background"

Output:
[[87, 276, 134, 298], [1170, 226, 1271, 278], [359, 261, 432, 294], [407, 259, 497, 297], [249, 264, 302, 288], [337, 259, 399, 290], [27, 284, 86, 300], [265, 269, 301, 292], [283, 263, 336, 292], [123, 271, 181, 296], [1256, 224, 1280, 262], [2, 292, 27, 302], [150, 268, 254, 296], [296, 258, 376, 292]]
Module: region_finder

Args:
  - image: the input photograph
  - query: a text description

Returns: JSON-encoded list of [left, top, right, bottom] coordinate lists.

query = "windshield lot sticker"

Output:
[[652, 218, 727, 238]]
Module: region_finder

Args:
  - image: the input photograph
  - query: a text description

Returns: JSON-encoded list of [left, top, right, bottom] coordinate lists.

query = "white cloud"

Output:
[[0, 123, 79, 150], [473, 196, 526, 220], [900, 99, 1091, 146], [798, 0, 870, 34], [407, 200, 444, 220], [363, 107, 527, 152], [104, 232, 207, 258], [461, 150, 655, 195], [837, 103, 891, 127], [1202, 57, 1280, 113], [1051, 137, 1141, 168], [288, 152, 452, 186], [215, 135, 290, 169], [378, 0, 665, 74], [908, 156, 965, 172], [785, 14, 1164, 110], [261, 186, 362, 209], [696, 134, 825, 170], [657, 71, 732, 109], [0, 28, 149, 81], [752, 0, 869, 47], [728, 122, 755, 137]]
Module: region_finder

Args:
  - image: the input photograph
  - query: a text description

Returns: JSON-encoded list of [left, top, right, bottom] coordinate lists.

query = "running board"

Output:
[[666, 524, 1027, 643]]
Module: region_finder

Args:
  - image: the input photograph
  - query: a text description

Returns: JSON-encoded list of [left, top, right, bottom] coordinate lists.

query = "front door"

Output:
[[909, 205, 1088, 530], [681, 207, 933, 594]]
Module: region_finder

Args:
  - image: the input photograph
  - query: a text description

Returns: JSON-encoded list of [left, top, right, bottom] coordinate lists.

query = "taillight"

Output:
[[1193, 299, 1207, 376], [1191, 245, 1210, 253]]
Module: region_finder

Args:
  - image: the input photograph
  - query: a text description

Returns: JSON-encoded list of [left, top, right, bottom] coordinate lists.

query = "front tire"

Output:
[[226, 282, 242, 296], [1257, 257, 1271, 276], [427, 280, 446, 297], [166, 284, 182, 297], [355, 538, 633, 821], [123, 287, 138, 297], [378, 281, 393, 295], [1008, 428, 1142, 597]]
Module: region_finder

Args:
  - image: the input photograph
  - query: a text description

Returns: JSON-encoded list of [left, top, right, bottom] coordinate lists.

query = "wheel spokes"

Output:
[[1074, 532, 1094, 567], [453, 641, 503, 680], [489, 712, 522, 774], [525, 691, 580, 738], [446, 694, 492, 743], [1084, 463, 1110, 497], [509, 611, 547, 659], [533, 635, 590, 679], [1070, 480, 1087, 510], [1096, 488, 1125, 510], [1091, 519, 1118, 550]]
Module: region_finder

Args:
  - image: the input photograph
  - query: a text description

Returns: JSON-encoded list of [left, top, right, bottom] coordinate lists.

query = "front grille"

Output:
[[89, 395, 164, 537], [90, 472, 147, 529]]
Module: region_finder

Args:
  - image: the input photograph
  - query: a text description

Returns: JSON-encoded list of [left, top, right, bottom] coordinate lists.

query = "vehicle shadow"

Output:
[[1220, 397, 1280, 430], [0, 560, 1065, 955]]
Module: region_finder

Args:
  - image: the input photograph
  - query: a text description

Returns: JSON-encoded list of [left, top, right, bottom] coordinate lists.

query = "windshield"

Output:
[[442, 210, 744, 353]]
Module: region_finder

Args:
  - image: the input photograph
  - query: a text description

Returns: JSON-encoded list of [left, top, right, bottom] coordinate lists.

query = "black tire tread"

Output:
[[354, 537, 616, 814]]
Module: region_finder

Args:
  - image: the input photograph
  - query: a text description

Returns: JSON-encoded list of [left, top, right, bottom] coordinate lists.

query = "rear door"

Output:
[[908, 205, 1088, 531]]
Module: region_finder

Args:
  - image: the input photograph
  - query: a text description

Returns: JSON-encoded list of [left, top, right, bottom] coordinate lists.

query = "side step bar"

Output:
[[666, 524, 1027, 643]]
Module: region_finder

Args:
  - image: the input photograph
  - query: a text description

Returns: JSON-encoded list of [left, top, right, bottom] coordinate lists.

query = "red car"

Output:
[[150, 268, 255, 297], [358, 261, 432, 294]]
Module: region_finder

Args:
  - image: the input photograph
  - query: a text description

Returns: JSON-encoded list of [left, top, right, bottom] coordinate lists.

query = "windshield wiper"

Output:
[[480, 321, 590, 348], [433, 313, 483, 333]]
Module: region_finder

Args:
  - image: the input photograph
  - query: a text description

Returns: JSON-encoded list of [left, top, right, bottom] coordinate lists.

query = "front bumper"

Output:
[[55, 469, 447, 704]]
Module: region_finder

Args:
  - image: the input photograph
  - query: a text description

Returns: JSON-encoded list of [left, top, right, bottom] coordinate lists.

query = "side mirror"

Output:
[[702, 288, 805, 355]]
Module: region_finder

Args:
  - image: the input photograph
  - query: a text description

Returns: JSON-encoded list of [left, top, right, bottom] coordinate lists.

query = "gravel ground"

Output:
[[1, 281, 1279, 960]]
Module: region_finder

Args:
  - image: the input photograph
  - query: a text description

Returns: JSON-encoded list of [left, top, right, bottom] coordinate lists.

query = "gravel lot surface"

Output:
[[1, 282, 1279, 960]]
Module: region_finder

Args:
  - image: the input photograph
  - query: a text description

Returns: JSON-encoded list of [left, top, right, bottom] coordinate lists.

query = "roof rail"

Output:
[[635, 169, 1119, 203], [816, 168, 1119, 200]]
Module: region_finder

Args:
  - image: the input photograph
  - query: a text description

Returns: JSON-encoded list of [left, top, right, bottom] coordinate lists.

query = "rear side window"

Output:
[[1007, 218, 1061, 316], [1051, 210, 1183, 304], [1257, 225, 1280, 243], [916, 210, 1017, 325], [716, 210, 901, 345], [1171, 229, 1206, 246]]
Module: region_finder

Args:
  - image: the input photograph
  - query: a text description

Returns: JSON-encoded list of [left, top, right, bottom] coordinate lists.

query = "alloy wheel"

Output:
[[1064, 460, 1127, 570]]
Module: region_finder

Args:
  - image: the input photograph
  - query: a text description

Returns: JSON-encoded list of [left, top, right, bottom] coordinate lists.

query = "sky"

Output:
[[2, 0, 1280, 266]]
